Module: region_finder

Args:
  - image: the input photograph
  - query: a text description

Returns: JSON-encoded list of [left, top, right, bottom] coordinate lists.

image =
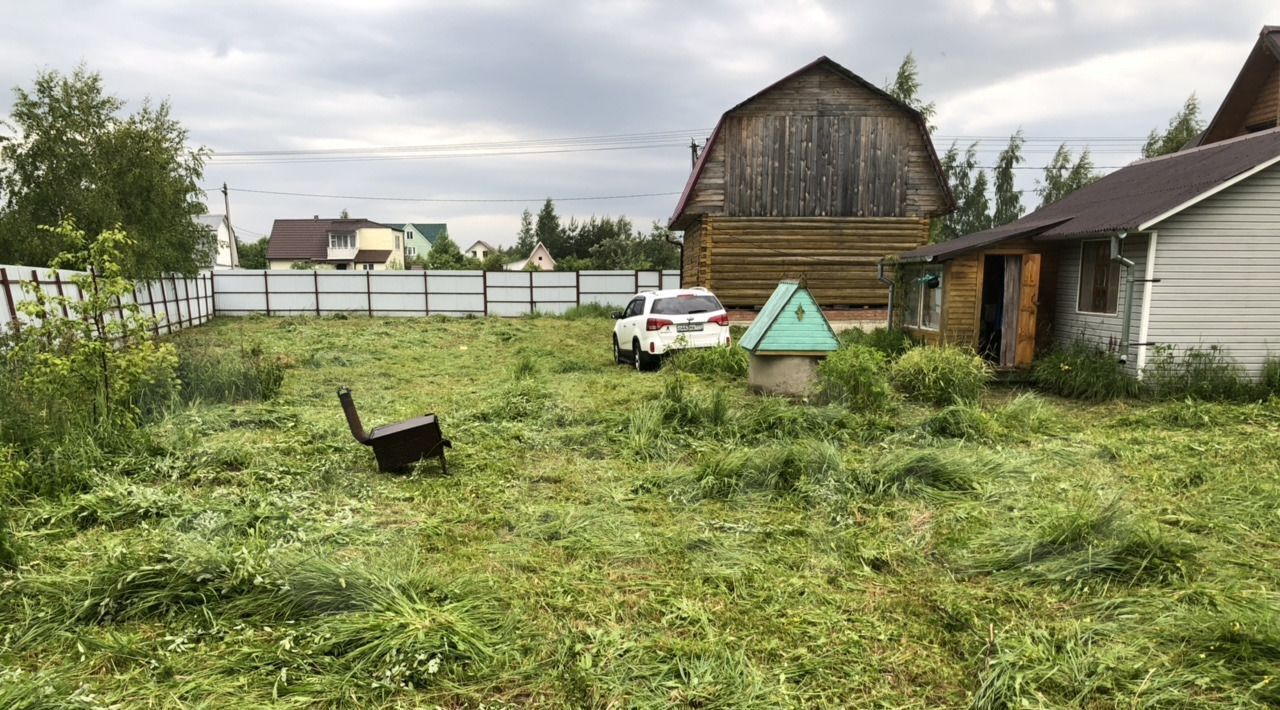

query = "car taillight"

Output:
[[709, 313, 730, 327], [646, 317, 673, 331]]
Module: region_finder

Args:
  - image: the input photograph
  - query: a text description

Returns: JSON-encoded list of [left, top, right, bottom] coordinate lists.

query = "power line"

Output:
[[210, 142, 691, 165], [215, 186, 683, 203], [211, 128, 714, 157]]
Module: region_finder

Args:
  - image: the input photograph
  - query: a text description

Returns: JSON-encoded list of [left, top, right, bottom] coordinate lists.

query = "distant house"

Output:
[[669, 56, 952, 308], [197, 214, 238, 269], [385, 223, 447, 261], [1187, 26, 1279, 148], [892, 127, 1280, 378], [266, 217, 406, 270], [464, 240, 496, 261], [506, 242, 556, 271]]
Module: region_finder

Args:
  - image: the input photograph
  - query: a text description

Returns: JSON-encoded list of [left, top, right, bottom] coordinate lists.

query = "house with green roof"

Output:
[[739, 280, 839, 396], [386, 223, 448, 261]]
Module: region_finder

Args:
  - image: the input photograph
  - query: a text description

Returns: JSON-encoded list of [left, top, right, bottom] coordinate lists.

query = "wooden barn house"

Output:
[[669, 56, 953, 308]]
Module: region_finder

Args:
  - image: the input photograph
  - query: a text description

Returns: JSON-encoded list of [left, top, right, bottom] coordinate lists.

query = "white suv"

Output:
[[612, 288, 731, 370]]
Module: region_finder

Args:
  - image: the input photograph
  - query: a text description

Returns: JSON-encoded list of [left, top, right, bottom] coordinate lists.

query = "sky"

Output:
[[0, 0, 1274, 250]]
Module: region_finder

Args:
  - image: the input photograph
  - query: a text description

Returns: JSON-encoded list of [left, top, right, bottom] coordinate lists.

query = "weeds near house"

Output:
[[559, 303, 616, 320], [837, 326, 914, 359], [1143, 344, 1256, 401], [1262, 356, 1280, 398], [1032, 341, 1139, 401], [890, 345, 992, 405], [817, 344, 894, 409]]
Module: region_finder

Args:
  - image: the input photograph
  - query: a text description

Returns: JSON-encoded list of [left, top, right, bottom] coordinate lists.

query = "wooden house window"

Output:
[[902, 266, 942, 331], [1077, 240, 1120, 314]]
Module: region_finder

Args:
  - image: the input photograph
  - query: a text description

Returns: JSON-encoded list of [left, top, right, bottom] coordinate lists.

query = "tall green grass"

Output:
[[891, 346, 992, 405], [175, 342, 286, 404], [1032, 341, 1138, 401], [665, 345, 748, 378], [817, 344, 893, 409]]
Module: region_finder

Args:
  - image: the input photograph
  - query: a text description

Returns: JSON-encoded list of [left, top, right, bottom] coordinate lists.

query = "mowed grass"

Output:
[[2, 315, 1279, 708]]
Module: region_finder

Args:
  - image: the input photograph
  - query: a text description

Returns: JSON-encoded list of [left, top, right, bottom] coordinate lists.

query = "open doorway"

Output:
[[979, 254, 1041, 369], [978, 255, 1006, 362]]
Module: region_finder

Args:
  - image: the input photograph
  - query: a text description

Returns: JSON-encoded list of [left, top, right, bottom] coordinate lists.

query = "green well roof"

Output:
[[738, 281, 839, 355]]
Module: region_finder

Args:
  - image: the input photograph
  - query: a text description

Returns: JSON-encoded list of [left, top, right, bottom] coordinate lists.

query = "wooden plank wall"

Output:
[[940, 254, 980, 347], [677, 65, 949, 225], [690, 215, 928, 307], [1243, 61, 1280, 129]]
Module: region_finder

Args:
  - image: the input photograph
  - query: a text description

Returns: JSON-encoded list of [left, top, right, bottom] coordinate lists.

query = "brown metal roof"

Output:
[[353, 249, 392, 263], [899, 127, 1280, 262], [669, 56, 953, 229], [266, 218, 389, 260]]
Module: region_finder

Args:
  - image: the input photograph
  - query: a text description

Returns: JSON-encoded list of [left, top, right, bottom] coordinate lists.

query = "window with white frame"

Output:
[[406, 246, 416, 258], [903, 266, 942, 330], [1077, 240, 1120, 314], [328, 232, 355, 249]]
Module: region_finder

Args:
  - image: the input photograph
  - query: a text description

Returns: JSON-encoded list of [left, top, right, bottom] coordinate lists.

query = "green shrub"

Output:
[[1143, 345, 1254, 401], [512, 353, 537, 380], [666, 346, 748, 378], [890, 346, 992, 406], [921, 401, 995, 441], [0, 223, 179, 461], [837, 327, 913, 359], [176, 343, 286, 404], [1032, 341, 1138, 401], [818, 345, 893, 409], [659, 374, 728, 428], [1262, 356, 1280, 398]]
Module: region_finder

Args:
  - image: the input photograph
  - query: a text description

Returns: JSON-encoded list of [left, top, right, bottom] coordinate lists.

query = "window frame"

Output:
[[902, 266, 942, 332], [328, 232, 356, 250], [1075, 239, 1121, 316]]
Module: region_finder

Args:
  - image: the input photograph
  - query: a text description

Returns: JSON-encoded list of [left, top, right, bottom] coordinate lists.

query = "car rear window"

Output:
[[651, 294, 723, 315]]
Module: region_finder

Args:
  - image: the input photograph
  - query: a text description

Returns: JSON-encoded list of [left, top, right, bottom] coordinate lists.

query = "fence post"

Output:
[[529, 270, 534, 314], [313, 270, 320, 316], [482, 270, 489, 316], [423, 271, 429, 315], [0, 268, 16, 333], [575, 270, 581, 306], [263, 271, 271, 317], [145, 281, 160, 334], [52, 269, 69, 318], [208, 271, 215, 320], [633, 270, 639, 295], [366, 269, 372, 317]]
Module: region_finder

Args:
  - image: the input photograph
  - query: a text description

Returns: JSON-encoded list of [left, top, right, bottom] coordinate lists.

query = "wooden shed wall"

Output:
[[683, 215, 928, 307]]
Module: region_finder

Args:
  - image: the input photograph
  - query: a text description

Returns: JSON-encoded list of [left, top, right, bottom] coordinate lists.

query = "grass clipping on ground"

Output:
[[1, 315, 1278, 708]]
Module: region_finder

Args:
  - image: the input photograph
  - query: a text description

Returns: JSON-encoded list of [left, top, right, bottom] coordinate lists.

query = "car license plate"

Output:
[[676, 323, 703, 333]]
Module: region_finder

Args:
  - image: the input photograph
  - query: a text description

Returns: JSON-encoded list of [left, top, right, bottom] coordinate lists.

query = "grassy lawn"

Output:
[[3, 315, 1279, 708]]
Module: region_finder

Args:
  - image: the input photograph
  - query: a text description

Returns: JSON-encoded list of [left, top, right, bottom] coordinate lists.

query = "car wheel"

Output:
[[632, 341, 643, 371], [633, 340, 658, 372], [613, 336, 624, 365]]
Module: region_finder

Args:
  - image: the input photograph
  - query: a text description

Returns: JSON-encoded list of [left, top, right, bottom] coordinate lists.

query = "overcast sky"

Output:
[[1, 0, 1274, 249]]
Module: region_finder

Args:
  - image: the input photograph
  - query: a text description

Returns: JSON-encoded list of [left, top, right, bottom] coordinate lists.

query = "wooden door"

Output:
[[1000, 256, 1022, 368], [1014, 254, 1041, 368]]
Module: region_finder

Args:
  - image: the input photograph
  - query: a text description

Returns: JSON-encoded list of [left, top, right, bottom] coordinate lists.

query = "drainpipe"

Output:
[[1134, 231, 1159, 377], [1111, 233, 1136, 364], [877, 258, 896, 329]]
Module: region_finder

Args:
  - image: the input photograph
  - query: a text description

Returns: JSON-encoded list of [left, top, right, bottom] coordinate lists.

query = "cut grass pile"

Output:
[[1, 315, 1278, 707]]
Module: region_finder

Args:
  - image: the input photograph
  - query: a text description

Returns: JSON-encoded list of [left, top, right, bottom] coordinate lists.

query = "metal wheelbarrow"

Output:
[[338, 387, 452, 473]]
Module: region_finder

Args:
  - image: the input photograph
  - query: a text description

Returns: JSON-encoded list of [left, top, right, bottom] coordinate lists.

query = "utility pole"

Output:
[[221, 182, 240, 267], [689, 138, 700, 169]]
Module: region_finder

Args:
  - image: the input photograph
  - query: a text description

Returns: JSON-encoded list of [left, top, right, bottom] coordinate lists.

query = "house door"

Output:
[[979, 254, 1041, 369]]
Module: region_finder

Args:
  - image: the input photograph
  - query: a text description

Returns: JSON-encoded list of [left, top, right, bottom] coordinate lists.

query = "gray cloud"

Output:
[[0, 0, 1274, 247]]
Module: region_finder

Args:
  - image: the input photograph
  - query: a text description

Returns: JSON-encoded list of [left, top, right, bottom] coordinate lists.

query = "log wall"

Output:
[[683, 215, 929, 307], [1243, 61, 1280, 130]]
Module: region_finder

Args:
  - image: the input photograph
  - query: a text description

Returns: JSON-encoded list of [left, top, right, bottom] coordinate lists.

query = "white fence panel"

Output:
[[1, 264, 212, 335]]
